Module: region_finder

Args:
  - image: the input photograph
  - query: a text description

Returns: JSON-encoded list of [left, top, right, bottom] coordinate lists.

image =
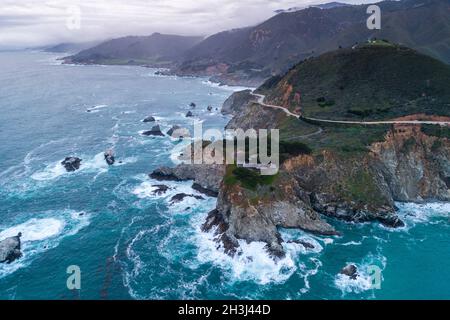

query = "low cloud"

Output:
[[0, 0, 377, 48]]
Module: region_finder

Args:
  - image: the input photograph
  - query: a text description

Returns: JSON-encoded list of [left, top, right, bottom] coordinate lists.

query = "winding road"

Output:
[[252, 92, 450, 126]]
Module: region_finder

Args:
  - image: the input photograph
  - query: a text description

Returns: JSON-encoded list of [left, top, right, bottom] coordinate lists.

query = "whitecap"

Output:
[[196, 231, 297, 285], [338, 241, 363, 247], [334, 252, 386, 295], [86, 104, 108, 113], [0, 210, 90, 279], [0, 218, 63, 242], [132, 178, 208, 213], [31, 152, 109, 181], [201, 80, 255, 92], [396, 202, 450, 225]]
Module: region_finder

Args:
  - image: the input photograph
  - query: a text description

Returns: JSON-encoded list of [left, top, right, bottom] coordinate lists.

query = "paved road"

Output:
[[252, 92, 450, 126]]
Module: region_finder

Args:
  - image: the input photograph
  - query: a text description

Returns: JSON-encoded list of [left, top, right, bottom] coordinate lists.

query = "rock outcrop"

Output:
[[186, 111, 193, 117], [142, 116, 156, 122], [221, 90, 257, 116], [0, 233, 22, 264], [142, 125, 164, 136], [104, 150, 115, 165], [152, 184, 169, 195], [170, 193, 204, 203], [340, 264, 359, 280], [203, 173, 338, 258], [370, 124, 450, 202], [150, 164, 225, 196], [61, 157, 82, 172]]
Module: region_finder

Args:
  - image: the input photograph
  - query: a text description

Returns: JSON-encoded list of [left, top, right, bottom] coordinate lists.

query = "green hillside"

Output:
[[259, 42, 450, 120]]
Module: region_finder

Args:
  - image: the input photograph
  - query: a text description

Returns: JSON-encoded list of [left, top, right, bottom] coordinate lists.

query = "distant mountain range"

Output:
[[63, 33, 203, 67], [64, 0, 450, 85], [274, 1, 350, 13], [43, 41, 103, 54]]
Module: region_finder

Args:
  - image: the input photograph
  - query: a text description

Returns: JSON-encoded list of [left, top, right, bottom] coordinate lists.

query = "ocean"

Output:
[[0, 51, 448, 300]]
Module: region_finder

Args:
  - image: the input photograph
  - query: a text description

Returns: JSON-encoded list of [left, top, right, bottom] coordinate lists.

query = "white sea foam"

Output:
[[31, 152, 110, 181], [193, 224, 327, 286], [86, 104, 108, 113], [396, 202, 450, 225], [334, 252, 387, 295], [338, 241, 363, 247], [201, 80, 255, 92], [169, 139, 193, 165], [132, 178, 207, 212], [30, 161, 67, 181], [0, 218, 63, 242], [0, 210, 90, 279], [196, 231, 297, 285]]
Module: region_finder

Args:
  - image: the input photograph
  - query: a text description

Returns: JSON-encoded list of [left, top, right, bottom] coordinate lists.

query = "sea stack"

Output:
[[104, 149, 115, 165], [142, 115, 156, 122], [61, 157, 82, 172], [142, 125, 165, 136], [0, 233, 22, 264]]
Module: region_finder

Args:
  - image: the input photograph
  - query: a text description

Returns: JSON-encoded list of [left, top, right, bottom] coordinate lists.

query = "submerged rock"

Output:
[[152, 184, 169, 195], [61, 157, 82, 172], [142, 125, 164, 136], [170, 193, 204, 203], [142, 116, 156, 122], [340, 264, 359, 280], [0, 233, 22, 264], [287, 240, 315, 249], [104, 150, 115, 165]]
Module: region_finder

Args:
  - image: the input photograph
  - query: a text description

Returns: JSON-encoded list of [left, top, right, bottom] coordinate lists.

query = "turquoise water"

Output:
[[0, 51, 448, 300]]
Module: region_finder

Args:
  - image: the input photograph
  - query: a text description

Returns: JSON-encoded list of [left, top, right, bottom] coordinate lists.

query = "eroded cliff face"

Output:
[[203, 173, 337, 258], [150, 95, 449, 258], [203, 123, 449, 257], [370, 124, 450, 202]]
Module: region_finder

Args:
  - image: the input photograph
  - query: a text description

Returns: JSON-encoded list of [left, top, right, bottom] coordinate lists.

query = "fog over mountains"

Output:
[[65, 0, 450, 86]]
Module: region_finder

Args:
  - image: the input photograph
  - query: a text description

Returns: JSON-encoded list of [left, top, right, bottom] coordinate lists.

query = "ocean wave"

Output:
[[31, 152, 110, 181], [334, 251, 387, 295], [396, 202, 450, 225], [194, 225, 328, 286], [86, 104, 108, 113], [0, 209, 90, 279], [132, 178, 209, 213], [201, 80, 255, 92], [196, 230, 296, 285]]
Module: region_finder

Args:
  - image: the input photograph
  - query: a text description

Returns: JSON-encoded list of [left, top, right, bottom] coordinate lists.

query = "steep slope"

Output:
[[63, 33, 203, 67], [259, 42, 450, 120], [176, 0, 450, 85], [190, 44, 450, 257]]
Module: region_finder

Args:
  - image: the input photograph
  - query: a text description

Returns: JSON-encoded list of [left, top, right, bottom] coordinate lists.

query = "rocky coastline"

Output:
[[150, 88, 450, 259]]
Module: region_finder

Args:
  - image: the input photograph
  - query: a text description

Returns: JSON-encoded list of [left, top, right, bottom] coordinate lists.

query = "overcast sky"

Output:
[[0, 0, 379, 48]]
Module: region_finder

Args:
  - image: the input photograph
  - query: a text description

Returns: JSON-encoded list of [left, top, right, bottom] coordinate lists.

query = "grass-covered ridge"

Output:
[[259, 42, 450, 120]]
